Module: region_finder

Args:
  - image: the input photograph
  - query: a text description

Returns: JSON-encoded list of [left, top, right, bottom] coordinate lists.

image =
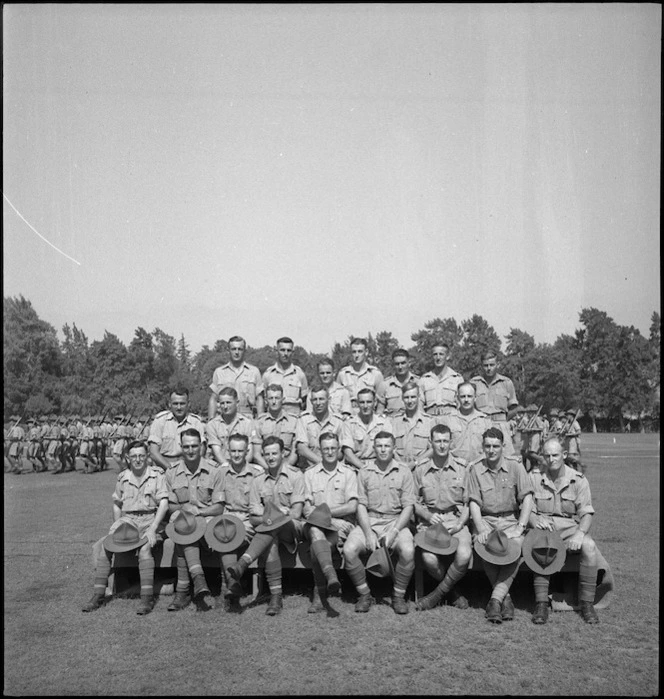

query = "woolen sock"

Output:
[[311, 539, 335, 574], [174, 553, 190, 593], [138, 558, 155, 597], [393, 559, 415, 597], [578, 563, 598, 603], [265, 556, 282, 595], [93, 551, 113, 597], [436, 561, 467, 596], [182, 544, 204, 578], [491, 560, 520, 602], [533, 574, 550, 603], [345, 559, 369, 595], [311, 558, 328, 597], [240, 532, 275, 563]]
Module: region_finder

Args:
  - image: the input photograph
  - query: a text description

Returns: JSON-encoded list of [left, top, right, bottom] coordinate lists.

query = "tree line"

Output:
[[3, 295, 660, 432]]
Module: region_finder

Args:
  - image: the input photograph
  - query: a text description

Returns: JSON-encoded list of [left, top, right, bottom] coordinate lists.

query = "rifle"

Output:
[[7, 410, 25, 438], [558, 409, 581, 441], [134, 414, 153, 441], [523, 405, 543, 432]]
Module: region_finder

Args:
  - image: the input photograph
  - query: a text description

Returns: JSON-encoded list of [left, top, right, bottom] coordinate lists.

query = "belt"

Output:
[[486, 511, 517, 518], [432, 506, 458, 515], [490, 414, 507, 422], [125, 511, 156, 516]]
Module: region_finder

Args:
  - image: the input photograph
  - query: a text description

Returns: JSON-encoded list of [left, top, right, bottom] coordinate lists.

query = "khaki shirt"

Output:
[[262, 364, 309, 414], [392, 411, 433, 468], [164, 459, 224, 508], [147, 411, 206, 458], [295, 411, 352, 456], [304, 462, 358, 521], [113, 465, 168, 512], [382, 373, 420, 416], [440, 409, 493, 464], [206, 413, 256, 462], [413, 455, 469, 515], [249, 465, 305, 516], [470, 373, 518, 419], [252, 411, 299, 457], [210, 362, 263, 416], [305, 381, 353, 417], [345, 414, 394, 461], [357, 459, 416, 518], [336, 363, 385, 410], [218, 462, 264, 514], [419, 367, 464, 414], [466, 456, 533, 516], [530, 465, 594, 520]]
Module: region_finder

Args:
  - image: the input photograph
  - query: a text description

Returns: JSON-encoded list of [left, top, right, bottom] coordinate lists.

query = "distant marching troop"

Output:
[[4, 335, 598, 625]]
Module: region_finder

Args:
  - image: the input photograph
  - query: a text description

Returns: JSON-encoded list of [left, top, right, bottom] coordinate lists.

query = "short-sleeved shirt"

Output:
[[466, 456, 533, 516], [165, 459, 225, 508], [305, 381, 353, 418], [521, 416, 545, 452], [530, 465, 594, 520], [563, 420, 582, 455], [252, 411, 299, 457], [413, 455, 469, 515], [7, 425, 25, 442], [345, 414, 394, 461], [113, 465, 168, 513], [249, 465, 306, 516], [419, 367, 464, 414], [382, 373, 420, 416], [470, 373, 518, 420], [217, 462, 264, 515], [336, 363, 385, 411], [206, 413, 256, 463], [440, 409, 493, 464], [210, 362, 263, 416], [304, 462, 359, 521], [147, 411, 207, 459], [262, 364, 309, 415], [295, 411, 352, 458], [392, 411, 433, 468], [357, 459, 416, 519]]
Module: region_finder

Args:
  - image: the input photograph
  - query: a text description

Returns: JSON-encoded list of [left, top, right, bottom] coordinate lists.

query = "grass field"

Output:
[[4, 434, 660, 696]]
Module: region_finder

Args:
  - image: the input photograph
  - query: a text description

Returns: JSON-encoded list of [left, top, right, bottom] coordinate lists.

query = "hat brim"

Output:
[[473, 537, 522, 565], [522, 530, 567, 575], [204, 514, 247, 552], [256, 515, 292, 533], [366, 545, 396, 579], [414, 529, 459, 556], [103, 533, 148, 553], [165, 516, 208, 544]]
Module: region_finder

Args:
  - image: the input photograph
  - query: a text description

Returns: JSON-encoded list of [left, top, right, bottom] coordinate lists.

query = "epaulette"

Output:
[[154, 410, 170, 419], [188, 412, 203, 421], [468, 456, 484, 468], [569, 468, 585, 480], [249, 463, 264, 475]]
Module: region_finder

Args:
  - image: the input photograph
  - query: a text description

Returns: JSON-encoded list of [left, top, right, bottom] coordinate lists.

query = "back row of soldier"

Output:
[[4, 335, 583, 476]]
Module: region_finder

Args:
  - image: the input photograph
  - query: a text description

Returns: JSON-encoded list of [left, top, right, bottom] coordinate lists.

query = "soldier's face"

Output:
[[311, 391, 328, 415], [228, 440, 248, 467], [357, 393, 375, 417], [266, 390, 283, 413], [431, 431, 452, 458], [277, 343, 293, 364], [320, 439, 339, 466], [170, 394, 189, 420], [374, 437, 395, 463], [229, 341, 245, 363], [351, 344, 366, 365], [218, 395, 237, 417], [393, 356, 409, 377], [317, 365, 334, 386], [458, 387, 475, 412], [542, 441, 566, 470], [181, 435, 202, 464], [127, 446, 148, 473], [402, 388, 419, 413], [482, 437, 503, 465], [263, 443, 283, 469], [433, 347, 448, 368], [482, 358, 498, 378]]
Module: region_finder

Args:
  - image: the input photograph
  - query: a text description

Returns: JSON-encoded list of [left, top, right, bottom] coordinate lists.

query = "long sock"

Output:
[[93, 551, 113, 597], [241, 532, 275, 563], [533, 574, 550, 602], [182, 544, 204, 578], [578, 563, 598, 603], [436, 561, 467, 596], [490, 560, 520, 602], [174, 552, 190, 593], [139, 558, 155, 597], [311, 539, 335, 576], [311, 558, 327, 597], [484, 562, 499, 591], [345, 559, 370, 595], [393, 559, 415, 597], [265, 557, 282, 595]]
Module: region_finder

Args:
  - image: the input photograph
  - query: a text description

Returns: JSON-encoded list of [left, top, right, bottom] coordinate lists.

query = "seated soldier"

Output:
[[342, 431, 416, 615], [82, 440, 169, 615], [413, 424, 471, 611], [302, 432, 358, 613], [227, 436, 305, 616], [164, 428, 224, 611]]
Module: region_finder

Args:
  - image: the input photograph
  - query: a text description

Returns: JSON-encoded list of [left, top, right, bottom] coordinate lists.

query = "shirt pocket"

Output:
[[560, 491, 577, 516], [282, 379, 301, 403], [387, 475, 403, 509], [197, 485, 213, 504], [479, 482, 497, 511], [280, 429, 296, 452], [240, 378, 256, 404], [173, 486, 190, 504], [534, 489, 555, 515]]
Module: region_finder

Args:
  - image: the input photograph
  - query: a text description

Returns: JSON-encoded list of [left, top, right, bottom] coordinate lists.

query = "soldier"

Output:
[[414, 424, 472, 611], [206, 387, 256, 466], [53, 417, 75, 474], [521, 404, 545, 473], [337, 337, 386, 415], [79, 416, 98, 474], [45, 414, 61, 472], [528, 436, 599, 624], [419, 343, 464, 418], [392, 381, 433, 470], [440, 382, 494, 465], [6, 416, 25, 474], [26, 418, 46, 473], [164, 428, 224, 611], [511, 405, 526, 454], [110, 414, 130, 469], [261, 337, 309, 417], [382, 348, 420, 417], [546, 408, 564, 439], [295, 384, 352, 471], [305, 358, 353, 419], [227, 435, 306, 616], [343, 431, 416, 615], [147, 387, 206, 472], [343, 388, 394, 471], [208, 336, 264, 419], [470, 350, 519, 452], [252, 384, 299, 470], [561, 409, 585, 474], [302, 432, 359, 613], [467, 427, 533, 624]]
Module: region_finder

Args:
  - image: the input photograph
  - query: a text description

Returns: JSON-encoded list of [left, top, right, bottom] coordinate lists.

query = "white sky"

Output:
[[3, 4, 661, 354]]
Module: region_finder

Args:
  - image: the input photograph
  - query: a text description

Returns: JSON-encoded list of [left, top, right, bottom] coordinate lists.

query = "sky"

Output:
[[3, 4, 661, 356]]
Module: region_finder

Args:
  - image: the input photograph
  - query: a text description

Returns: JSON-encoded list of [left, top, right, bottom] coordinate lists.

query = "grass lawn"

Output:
[[4, 434, 659, 696]]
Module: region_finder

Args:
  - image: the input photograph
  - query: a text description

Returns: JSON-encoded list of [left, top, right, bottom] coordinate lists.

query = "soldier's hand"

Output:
[[535, 516, 554, 531], [366, 531, 379, 552], [566, 530, 584, 552], [145, 527, 158, 547], [430, 512, 445, 526], [475, 523, 492, 545]]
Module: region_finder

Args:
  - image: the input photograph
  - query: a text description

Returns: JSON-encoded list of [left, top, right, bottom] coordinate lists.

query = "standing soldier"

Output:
[[27, 418, 46, 473], [148, 387, 206, 472], [252, 384, 299, 470], [419, 343, 464, 418], [79, 416, 97, 474], [336, 337, 385, 415], [208, 336, 264, 420], [45, 414, 61, 472], [392, 381, 433, 470], [521, 404, 545, 473], [382, 349, 420, 418], [306, 358, 353, 419], [206, 387, 256, 466], [6, 416, 25, 474], [261, 337, 309, 417], [561, 409, 585, 474]]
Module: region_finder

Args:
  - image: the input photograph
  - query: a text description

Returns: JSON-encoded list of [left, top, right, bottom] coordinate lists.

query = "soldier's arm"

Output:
[[148, 443, 171, 472]]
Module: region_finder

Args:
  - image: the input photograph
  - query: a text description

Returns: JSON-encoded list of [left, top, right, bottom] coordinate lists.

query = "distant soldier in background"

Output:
[[111, 414, 129, 468], [45, 414, 61, 471], [79, 416, 97, 474], [252, 384, 299, 470], [208, 336, 264, 420], [419, 343, 464, 418], [148, 387, 206, 472], [510, 405, 526, 455], [27, 418, 47, 472], [206, 387, 256, 466], [261, 337, 309, 417], [561, 408, 585, 475], [306, 358, 353, 419], [382, 349, 420, 418], [521, 404, 545, 473], [337, 337, 385, 416], [547, 408, 563, 439], [6, 416, 25, 474]]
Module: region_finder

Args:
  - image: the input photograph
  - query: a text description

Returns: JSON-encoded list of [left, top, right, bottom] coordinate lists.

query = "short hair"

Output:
[[457, 381, 476, 394], [180, 428, 202, 442], [350, 337, 368, 349], [126, 440, 148, 453], [228, 432, 249, 446], [392, 348, 410, 360], [218, 386, 238, 400], [309, 383, 329, 396], [357, 387, 375, 399], [401, 380, 419, 395], [482, 427, 504, 444], [317, 358, 335, 370], [481, 350, 498, 361], [430, 423, 452, 439], [318, 431, 339, 446], [170, 386, 190, 399], [373, 430, 395, 443], [432, 343, 449, 351], [262, 435, 284, 451], [543, 436, 565, 452], [265, 383, 284, 395], [228, 336, 246, 347], [276, 337, 294, 346]]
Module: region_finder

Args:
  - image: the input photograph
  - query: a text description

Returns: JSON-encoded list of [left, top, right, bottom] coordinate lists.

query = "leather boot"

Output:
[[227, 557, 249, 581], [580, 601, 599, 624], [265, 593, 283, 616], [308, 588, 326, 614], [501, 594, 515, 621], [167, 591, 191, 612], [415, 588, 444, 611], [323, 566, 340, 595], [82, 594, 105, 613], [136, 595, 155, 615], [532, 601, 549, 624], [354, 592, 373, 613]]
